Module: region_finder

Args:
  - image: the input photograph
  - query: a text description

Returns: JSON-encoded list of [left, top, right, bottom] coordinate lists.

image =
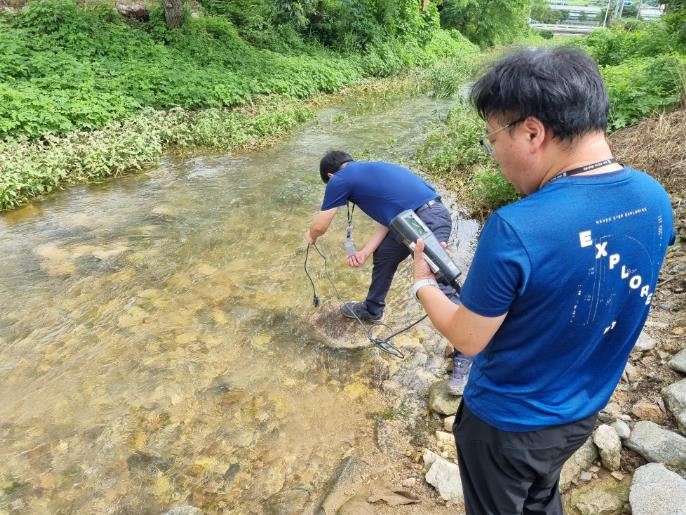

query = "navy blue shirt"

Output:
[[321, 161, 438, 226], [461, 168, 675, 431]]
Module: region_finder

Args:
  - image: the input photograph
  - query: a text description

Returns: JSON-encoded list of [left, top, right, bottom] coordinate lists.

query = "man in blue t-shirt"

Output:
[[306, 152, 473, 394], [412, 48, 675, 514]]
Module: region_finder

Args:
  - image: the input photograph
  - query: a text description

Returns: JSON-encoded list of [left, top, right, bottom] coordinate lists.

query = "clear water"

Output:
[[0, 95, 478, 514]]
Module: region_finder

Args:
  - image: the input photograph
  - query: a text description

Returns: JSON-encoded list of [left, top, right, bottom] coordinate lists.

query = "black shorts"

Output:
[[453, 400, 596, 515]]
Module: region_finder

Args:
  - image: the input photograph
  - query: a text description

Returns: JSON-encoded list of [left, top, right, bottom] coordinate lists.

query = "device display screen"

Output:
[[405, 214, 430, 237]]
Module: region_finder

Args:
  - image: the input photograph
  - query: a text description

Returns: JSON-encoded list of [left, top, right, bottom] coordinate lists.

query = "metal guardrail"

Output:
[[531, 23, 597, 34]]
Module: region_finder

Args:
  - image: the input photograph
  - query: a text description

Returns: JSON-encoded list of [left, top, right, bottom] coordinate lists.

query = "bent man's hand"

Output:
[[413, 239, 435, 281], [305, 230, 316, 245], [346, 250, 368, 268]]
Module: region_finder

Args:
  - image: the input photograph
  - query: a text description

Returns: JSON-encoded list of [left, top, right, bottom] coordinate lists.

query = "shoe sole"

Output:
[[341, 311, 385, 325]]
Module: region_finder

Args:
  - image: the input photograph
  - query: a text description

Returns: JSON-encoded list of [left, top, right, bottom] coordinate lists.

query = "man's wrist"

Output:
[[412, 278, 439, 301]]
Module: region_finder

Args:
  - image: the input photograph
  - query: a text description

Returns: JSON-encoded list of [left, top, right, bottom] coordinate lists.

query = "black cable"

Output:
[[304, 242, 437, 359]]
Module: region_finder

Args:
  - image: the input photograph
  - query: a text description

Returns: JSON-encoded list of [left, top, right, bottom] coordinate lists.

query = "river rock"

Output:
[[662, 379, 686, 433], [444, 415, 455, 432], [560, 437, 599, 492], [568, 474, 631, 515], [625, 421, 686, 466], [669, 349, 686, 374], [593, 424, 622, 471], [164, 507, 203, 515], [633, 331, 656, 352], [631, 400, 664, 423], [305, 301, 374, 350], [428, 380, 461, 416], [435, 430, 455, 456], [623, 361, 641, 383], [316, 455, 369, 514], [424, 453, 463, 503], [611, 420, 631, 440], [336, 495, 375, 515], [263, 487, 310, 515], [630, 463, 686, 515]]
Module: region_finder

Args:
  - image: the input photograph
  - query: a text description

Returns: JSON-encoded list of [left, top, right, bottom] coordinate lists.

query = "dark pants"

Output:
[[363, 202, 458, 316], [453, 400, 596, 515]]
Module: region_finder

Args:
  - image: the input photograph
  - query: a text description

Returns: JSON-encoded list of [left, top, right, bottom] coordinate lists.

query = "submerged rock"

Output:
[[316, 455, 369, 514], [263, 487, 310, 515], [305, 301, 375, 350]]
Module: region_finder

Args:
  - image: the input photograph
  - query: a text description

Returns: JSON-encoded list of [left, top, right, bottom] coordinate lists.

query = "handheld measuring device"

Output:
[[389, 209, 462, 289]]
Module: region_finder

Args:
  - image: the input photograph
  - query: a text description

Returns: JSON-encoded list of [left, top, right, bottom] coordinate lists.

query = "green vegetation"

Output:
[[0, 0, 471, 140], [418, 16, 686, 216], [0, 0, 485, 210], [580, 22, 685, 130], [439, 0, 530, 47]]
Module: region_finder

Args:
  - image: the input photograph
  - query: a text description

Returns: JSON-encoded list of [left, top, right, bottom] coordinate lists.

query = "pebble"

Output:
[[580, 471, 593, 481], [402, 478, 417, 488], [611, 471, 625, 481], [669, 349, 686, 374], [443, 415, 455, 432]]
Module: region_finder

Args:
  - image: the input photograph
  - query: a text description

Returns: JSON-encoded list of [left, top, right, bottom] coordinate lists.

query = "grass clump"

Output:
[[0, 98, 312, 209]]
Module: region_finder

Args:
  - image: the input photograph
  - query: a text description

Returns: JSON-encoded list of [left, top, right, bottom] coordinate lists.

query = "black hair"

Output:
[[470, 47, 609, 140], [319, 150, 353, 183]]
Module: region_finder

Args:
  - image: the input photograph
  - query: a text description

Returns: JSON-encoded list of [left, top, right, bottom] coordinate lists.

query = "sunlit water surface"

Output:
[[0, 95, 478, 513]]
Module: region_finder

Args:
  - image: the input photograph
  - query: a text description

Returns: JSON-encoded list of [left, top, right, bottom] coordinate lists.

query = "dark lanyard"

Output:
[[550, 158, 618, 183], [346, 202, 355, 228]]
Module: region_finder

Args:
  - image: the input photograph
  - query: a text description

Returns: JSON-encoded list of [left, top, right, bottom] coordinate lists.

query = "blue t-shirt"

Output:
[[321, 161, 438, 226], [461, 168, 674, 432]]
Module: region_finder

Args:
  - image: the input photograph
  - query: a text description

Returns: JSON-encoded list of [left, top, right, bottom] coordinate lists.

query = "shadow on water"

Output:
[[0, 93, 479, 513]]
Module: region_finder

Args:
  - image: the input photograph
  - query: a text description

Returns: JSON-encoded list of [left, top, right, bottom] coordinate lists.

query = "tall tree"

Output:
[[439, 0, 530, 47], [163, 0, 184, 28]]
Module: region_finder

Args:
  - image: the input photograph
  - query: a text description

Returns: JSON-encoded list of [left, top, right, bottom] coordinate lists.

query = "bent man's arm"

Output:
[[307, 208, 338, 243], [348, 224, 389, 267], [413, 239, 506, 356]]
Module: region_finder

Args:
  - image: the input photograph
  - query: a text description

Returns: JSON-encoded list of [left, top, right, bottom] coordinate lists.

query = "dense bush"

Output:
[[580, 22, 685, 130]]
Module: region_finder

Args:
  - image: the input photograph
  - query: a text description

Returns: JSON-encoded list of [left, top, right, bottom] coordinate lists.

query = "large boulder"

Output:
[[625, 421, 686, 466], [629, 463, 686, 515]]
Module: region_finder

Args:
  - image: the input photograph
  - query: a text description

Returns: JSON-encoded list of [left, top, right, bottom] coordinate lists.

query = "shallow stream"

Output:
[[0, 94, 478, 514]]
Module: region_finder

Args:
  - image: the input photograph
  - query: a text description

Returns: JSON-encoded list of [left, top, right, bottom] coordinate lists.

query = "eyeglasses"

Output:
[[479, 117, 525, 157]]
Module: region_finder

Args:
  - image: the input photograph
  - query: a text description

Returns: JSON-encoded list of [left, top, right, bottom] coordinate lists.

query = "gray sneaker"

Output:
[[448, 354, 472, 396], [341, 302, 384, 324]]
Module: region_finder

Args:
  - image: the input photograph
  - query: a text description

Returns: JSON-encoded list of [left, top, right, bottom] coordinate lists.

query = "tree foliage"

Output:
[[438, 0, 530, 48], [664, 0, 686, 48]]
